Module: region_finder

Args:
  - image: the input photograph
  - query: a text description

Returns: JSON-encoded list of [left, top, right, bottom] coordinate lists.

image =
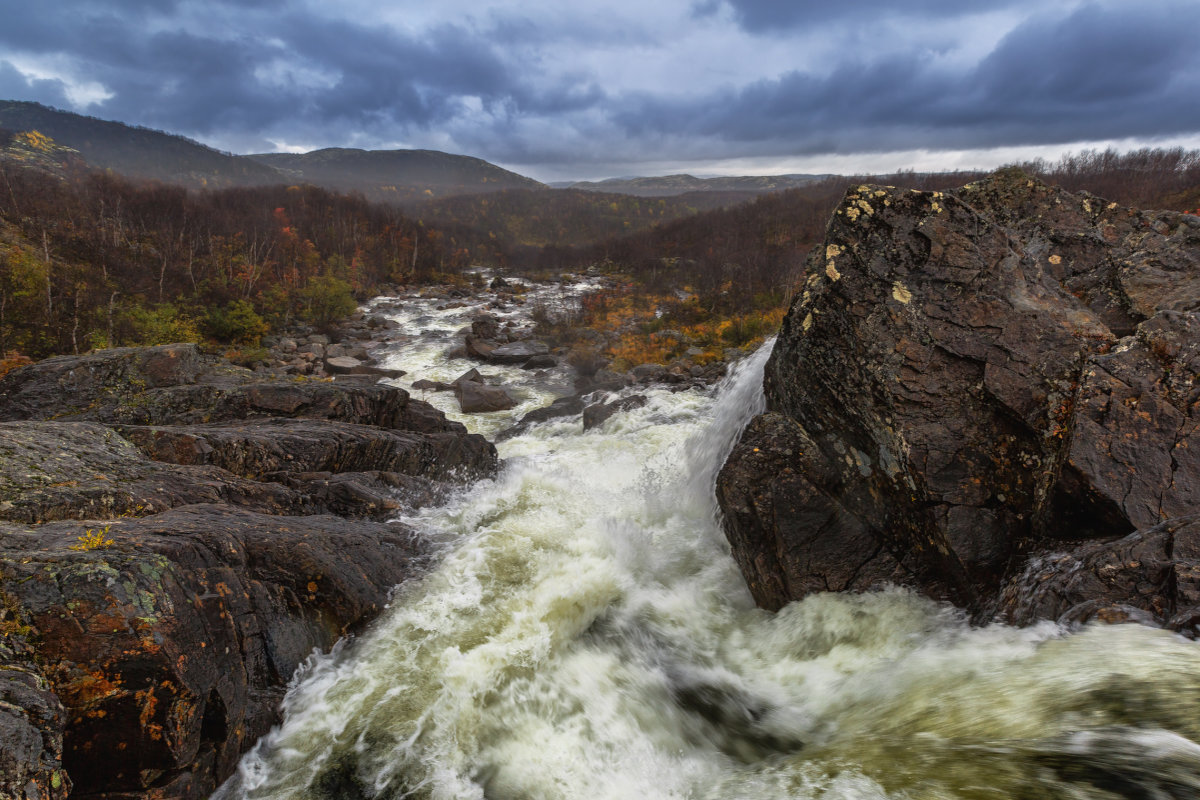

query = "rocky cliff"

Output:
[[717, 169, 1200, 629], [0, 344, 497, 798]]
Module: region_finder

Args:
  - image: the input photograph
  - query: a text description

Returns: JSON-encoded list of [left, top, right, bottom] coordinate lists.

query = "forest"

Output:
[[2, 126, 1198, 373], [0, 136, 506, 361]]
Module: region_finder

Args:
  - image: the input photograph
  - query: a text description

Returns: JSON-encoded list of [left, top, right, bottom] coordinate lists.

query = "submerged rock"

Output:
[[718, 170, 1200, 618]]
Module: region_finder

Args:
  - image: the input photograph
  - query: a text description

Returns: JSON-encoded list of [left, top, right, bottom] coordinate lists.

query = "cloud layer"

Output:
[[2, 0, 1198, 180]]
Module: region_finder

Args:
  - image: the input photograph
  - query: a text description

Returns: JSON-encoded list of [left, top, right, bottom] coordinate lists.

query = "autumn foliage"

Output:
[[0, 162, 496, 358]]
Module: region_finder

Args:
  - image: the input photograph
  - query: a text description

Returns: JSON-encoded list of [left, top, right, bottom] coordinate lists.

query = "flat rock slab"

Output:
[[116, 418, 498, 481], [0, 422, 311, 523], [0, 343, 503, 797]]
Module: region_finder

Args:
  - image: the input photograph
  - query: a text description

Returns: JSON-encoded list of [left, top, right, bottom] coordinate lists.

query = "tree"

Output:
[[298, 274, 356, 331], [205, 299, 269, 346]]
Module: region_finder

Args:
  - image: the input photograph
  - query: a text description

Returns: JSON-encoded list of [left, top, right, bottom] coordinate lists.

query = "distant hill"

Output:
[[412, 187, 758, 248], [0, 100, 282, 188], [562, 173, 831, 197], [246, 148, 544, 202], [0, 101, 544, 200]]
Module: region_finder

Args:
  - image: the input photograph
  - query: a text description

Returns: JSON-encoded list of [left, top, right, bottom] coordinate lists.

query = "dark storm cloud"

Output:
[[699, 0, 1032, 31], [0, 0, 526, 144], [0, 0, 1198, 173], [618, 1, 1200, 158]]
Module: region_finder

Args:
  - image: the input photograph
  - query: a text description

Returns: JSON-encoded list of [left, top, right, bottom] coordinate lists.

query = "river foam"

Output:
[[218, 294, 1200, 800]]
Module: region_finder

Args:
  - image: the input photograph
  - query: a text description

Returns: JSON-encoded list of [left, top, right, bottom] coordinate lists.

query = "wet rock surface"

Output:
[[0, 344, 498, 798], [998, 514, 1200, 631], [718, 170, 1200, 622]]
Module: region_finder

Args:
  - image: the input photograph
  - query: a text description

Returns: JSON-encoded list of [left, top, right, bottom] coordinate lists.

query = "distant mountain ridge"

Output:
[[0, 100, 542, 199], [247, 148, 544, 201], [0, 100, 281, 187], [561, 173, 832, 196]]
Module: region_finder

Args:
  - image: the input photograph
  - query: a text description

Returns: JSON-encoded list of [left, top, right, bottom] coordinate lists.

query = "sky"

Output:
[[1, 0, 1199, 182]]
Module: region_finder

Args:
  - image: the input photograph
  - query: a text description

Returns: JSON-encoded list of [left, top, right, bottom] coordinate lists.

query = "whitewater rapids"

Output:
[[218, 289, 1200, 800]]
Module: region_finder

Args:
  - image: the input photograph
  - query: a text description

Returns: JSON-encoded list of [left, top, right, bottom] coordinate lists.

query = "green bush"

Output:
[[122, 303, 201, 346], [205, 299, 270, 345], [298, 274, 357, 330]]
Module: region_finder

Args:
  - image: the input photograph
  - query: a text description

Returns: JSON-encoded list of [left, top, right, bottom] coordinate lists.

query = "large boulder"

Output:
[[717, 170, 1200, 616], [456, 380, 518, 413]]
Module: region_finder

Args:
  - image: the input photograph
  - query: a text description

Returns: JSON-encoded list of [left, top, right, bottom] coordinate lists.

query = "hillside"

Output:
[[562, 173, 830, 196], [411, 187, 758, 248], [0, 161, 503, 359], [247, 148, 544, 202], [0, 101, 282, 188], [0, 101, 545, 201]]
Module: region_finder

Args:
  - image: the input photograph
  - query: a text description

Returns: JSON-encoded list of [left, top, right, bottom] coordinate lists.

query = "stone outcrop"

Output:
[[0, 344, 498, 798], [463, 313, 553, 369], [717, 170, 1200, 624]]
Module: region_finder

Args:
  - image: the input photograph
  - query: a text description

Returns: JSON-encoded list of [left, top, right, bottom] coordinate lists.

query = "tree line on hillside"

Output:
[[536, 148, 1200, 320], [410, 187, 757, 248], [1, 143, 1196, 365], [0, 164, 499, 359]]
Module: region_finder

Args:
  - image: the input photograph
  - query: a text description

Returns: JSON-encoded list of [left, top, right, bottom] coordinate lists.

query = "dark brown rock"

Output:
[[488, 340, 550, 364], [998, 515, 1200, 632], [717, 413, 910, 611], [0, 347, 454, 435], [718, 170, 1200, 615], [456, 381, 518, 413], [0, 344, 501, 797], [0, 600, 70, 800], [0, 422, 313, 523], [582, 395, 648, 431], [0, 343, 201, 422], [0, 505, 426, 798], [498, 395, 587, 440], [116, 419, 497, 482]]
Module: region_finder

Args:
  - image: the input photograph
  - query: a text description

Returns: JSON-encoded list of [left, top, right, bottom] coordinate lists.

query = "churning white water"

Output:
[[218, 285, 1200, 800]]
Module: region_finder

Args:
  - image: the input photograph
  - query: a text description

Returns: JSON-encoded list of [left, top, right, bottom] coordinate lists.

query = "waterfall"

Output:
[[217, 285, 1200, 800]]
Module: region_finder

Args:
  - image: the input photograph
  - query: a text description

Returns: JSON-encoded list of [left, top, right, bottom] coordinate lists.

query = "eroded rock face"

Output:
[[0, 507, 424, 798], [0, 345, 500, 798], [998, 515, 1200, 630], [717, 169, 1200, 617]]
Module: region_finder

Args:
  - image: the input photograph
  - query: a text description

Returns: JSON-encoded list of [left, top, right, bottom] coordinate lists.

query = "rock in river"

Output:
[[717, 169, 1200, 624]]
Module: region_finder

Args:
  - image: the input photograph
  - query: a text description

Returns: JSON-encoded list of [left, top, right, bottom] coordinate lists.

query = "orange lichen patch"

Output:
[[136, 687, 160, 734], [306, 581, 319, 593], [57, 667, 123, 708], [80, 608, 132, 635]]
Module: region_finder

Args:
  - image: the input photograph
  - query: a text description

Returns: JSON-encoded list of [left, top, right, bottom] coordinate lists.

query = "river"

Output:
[[216, 279, 1200, 800]]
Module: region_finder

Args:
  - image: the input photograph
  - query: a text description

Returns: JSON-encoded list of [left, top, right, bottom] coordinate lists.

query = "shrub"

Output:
[[0, 351, 33, 379], [69, 526, 114, 551], [121, 304, 201, 346], [206, 299, 270, 346], [298, 274, 357, 330]]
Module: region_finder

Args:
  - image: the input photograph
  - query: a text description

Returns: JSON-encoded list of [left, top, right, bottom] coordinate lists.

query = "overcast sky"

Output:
[[2, 0, 1199, 181]]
